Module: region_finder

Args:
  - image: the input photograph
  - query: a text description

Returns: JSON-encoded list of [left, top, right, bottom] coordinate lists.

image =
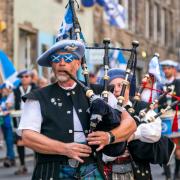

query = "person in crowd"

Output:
[[38, 77, 49, 88], [0, 82, 16, 167], [176, 63, 180, 79], [159, 60, 180, 180], [104, 68, 162, 180], [12, 70, 37, 175], [31, 69, 39, 86], [89, 72, 97, 84], [18, 39, 136, 179]]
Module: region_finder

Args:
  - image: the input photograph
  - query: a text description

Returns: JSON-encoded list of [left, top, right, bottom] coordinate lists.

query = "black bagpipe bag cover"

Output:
[[89, 98, 126, 157], [128, 135, 175, 165]]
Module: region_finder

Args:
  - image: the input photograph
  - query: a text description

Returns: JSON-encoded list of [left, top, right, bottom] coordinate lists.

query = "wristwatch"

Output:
[[108, 131, 115, 144]]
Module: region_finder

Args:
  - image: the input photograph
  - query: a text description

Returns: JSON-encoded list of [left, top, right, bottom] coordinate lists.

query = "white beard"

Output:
[[56, 74, 69, 82]]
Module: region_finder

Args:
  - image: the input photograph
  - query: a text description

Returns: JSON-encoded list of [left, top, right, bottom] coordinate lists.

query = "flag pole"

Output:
[[68, 0, 90, 87]]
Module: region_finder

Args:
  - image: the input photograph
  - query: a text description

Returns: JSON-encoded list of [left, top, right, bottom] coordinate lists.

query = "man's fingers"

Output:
[[73, 145, 92, 153], [88, 140, 101, 145], [78, 152, 90, 157], [87, 137, 102, 142], [88, 131, 102, 137], [96, 145, 104, 152], [77, 144, 92, 151], [74, 156, 84, 163]]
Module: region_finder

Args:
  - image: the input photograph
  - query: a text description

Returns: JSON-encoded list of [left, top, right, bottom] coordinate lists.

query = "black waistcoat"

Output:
[[13, 83, 37, 110], [23, 82, 103, 163]]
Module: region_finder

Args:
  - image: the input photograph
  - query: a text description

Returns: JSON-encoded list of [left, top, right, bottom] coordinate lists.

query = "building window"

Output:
[[128, 0, 136, 32], [145, 0, 150, 38], [161, 8, 165, 45], [169, 11, 174, 47], [153, 4, 158, 42], [157, 4, 161, 35], [165, 10, 169, 45]]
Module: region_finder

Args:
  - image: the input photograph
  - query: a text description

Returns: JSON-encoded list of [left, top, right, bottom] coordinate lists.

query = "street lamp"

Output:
[[141, 50, 147, 59], [0, 20, 7, 32]]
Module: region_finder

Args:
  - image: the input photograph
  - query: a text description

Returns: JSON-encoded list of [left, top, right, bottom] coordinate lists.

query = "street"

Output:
[[0, 156, 171, 180], [0, 156, 33, 180]]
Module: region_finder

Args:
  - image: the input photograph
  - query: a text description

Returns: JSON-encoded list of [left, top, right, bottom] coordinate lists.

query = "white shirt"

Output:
[[134, 109, 161, 143], [124, 100, 161, 143], [18, 84, 117, 143], [18, 91, 161, 144]]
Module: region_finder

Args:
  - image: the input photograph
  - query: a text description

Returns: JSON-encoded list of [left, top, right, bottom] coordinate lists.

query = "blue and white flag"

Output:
[[103, 0, 126, 29], [0, 50, 20, 88], [96, 0, 105, 6], [148, 55, 162, 82], [56, 5, 73, 41], [110, 50, 127, 70], [81, 0, 95, 7]]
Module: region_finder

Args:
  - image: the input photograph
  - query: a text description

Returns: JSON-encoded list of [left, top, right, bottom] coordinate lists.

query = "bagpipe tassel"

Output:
[[172, 104, 179, 132]]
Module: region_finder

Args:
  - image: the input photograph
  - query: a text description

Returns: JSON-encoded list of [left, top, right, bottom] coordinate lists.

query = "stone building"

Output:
[[0, 0, 14, 59], [93, 0, 180, 80], [0, 0, 180, 81], [0, 0, 94, 78]]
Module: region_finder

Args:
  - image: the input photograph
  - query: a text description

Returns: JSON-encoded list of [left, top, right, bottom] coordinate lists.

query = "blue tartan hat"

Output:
[[160, 60, 178, 67], [37, 40, 85, 67], [108, 68, 132, 83], [17, 70, 32, 78]]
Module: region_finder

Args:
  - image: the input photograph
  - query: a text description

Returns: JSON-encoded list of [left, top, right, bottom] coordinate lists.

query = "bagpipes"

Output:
[[126, 54, 179, 166], [67, 0, 126, 159]]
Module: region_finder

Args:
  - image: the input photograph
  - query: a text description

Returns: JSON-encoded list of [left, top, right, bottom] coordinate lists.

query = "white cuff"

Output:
[[133, 127, 141, 140]]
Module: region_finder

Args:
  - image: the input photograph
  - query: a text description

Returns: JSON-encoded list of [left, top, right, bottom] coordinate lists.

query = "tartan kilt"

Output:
[[112, 172, 134, 180], [32, 162, 103, 180]]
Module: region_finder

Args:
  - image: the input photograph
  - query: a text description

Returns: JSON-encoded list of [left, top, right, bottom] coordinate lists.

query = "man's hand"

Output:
[[87, 131, 109, 151], [64, 143, 92, 163]]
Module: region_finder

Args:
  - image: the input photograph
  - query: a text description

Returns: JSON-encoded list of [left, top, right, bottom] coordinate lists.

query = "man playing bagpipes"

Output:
[[100, 52, 177, 180], [103, 68, 166, 180], [17, 36, 138, 179], [159, 60, 180, 180]]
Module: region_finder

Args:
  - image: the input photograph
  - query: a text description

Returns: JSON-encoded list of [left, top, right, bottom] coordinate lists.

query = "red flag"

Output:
[[172, 105, 179, 132]]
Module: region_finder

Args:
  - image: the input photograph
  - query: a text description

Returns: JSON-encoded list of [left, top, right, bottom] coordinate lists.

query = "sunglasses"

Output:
[[50, 53, 79, 63], [21, 75, 30, 78]]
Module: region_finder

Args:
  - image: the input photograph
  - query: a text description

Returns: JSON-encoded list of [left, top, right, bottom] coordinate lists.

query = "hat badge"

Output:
[[64, 43, 78, 52]]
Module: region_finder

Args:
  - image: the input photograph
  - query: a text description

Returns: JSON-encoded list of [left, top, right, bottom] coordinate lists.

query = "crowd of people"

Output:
[[0, 38, 180, 180], [0, 70, 49, 175]]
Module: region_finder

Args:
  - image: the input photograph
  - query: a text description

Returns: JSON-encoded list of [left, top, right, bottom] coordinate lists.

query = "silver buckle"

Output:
[[68, 159, 79, 168]]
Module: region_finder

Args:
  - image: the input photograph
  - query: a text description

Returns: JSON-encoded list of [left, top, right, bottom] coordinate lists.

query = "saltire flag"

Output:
[[81, 0, 104, 7], [56, 3, 86, 43], [81, 0, 96, 7], [110, 50, 127, 70], [0, 50, 20, 88], [56, 5, 73, 41], [96, 0, 105, 6], [103, 0, 126, 29], [147, 54, 162, 102], [81, 0, 127, 29], [148, 55, 162, 82], [57, 2, 87, 80]]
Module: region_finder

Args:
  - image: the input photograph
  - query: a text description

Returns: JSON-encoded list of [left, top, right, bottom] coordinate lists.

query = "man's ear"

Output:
[[76, 59, 81, 69]]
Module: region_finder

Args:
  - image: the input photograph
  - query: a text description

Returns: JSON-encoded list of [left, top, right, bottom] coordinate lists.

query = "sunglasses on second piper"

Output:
[[50, 53, 79, 63], [21, 75, 30, 79]]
